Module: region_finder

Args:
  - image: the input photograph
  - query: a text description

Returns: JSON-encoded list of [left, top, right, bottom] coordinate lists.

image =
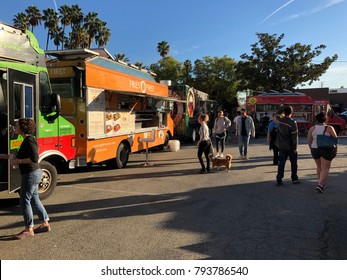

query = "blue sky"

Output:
[[1, 0, 346, 89]]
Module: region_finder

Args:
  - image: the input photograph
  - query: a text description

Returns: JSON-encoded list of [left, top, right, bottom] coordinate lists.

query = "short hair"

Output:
[[283, 106, 293, 116], [315, 111, 328, 124], [240, 108, 246, 112], [18, 118, 36, 135]]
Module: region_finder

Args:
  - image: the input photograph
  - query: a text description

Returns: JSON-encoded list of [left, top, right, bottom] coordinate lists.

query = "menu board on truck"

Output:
[[105, 111, 135, 136], [86, 88, 106, 138]]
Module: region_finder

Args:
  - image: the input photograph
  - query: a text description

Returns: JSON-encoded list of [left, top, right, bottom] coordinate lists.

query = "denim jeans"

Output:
[[238, 135, 250, 157], [20, 169, 49, 227], [276, 150, 298, 183]]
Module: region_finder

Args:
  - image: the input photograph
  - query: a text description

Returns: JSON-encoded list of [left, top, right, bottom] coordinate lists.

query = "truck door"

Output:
[[8, 69, 36, 193]]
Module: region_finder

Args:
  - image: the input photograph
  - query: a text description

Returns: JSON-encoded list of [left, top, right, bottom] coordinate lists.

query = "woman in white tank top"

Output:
[[307, 111, 337, 193]]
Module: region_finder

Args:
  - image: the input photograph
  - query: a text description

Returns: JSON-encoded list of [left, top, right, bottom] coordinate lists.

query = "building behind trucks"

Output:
[[46, 48, 175, 170], [0, 22, 75, 199], [168, 84, 215, 142], [246, 91, 346, 135]]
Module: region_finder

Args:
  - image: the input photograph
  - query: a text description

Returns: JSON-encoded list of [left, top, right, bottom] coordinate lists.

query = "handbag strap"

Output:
[[323, 125, 328, 135]]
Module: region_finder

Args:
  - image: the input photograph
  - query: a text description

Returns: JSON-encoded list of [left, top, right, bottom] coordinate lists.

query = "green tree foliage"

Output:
[[14, 5, 111, 50], [150, 56, 182, 83], [193, 56, 239, 110], [237, 33, 338, 92]]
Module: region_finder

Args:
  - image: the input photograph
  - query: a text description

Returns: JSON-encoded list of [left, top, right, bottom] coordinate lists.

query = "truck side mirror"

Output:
[[47, 93, 61, 123]]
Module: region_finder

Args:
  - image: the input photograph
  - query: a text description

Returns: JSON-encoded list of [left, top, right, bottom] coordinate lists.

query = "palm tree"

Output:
[[134, 62, 145, 70], [114, 53, 129, 63], [95, 21, 111, 47], [70, 4, 83, 29], [51, 26, 64, 50], [13, 12, 30, 30], [25, 6, 42, 32], [58, 4, 72, 49], [157, 41, 170, 57], [42, 8, 59, 50], [83, 12, 101, 48]]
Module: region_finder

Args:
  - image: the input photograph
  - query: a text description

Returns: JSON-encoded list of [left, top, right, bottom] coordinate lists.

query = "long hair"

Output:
[[18, 118, 36, 134]]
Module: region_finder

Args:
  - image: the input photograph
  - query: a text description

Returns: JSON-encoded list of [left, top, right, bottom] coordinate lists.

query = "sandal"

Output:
[[14, 230, 34, 240], [34, 224, 51, 234]]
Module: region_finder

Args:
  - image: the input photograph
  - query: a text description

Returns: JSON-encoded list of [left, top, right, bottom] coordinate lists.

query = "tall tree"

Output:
[[58, 4, 72, 49], [83, 12, 101, 48], [157, 41, 170, 58], [181, 59, 193, 85], [150, 56, 182, 83], [95, 21, 111, 47], [25, 6, 42, 32], [13, 12, 30, 30], [237, 33, 338, 92], [42, 8, 59, 50]]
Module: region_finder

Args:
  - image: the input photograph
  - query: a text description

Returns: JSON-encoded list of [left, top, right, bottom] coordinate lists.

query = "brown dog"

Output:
[[210, 154, 232, 172]]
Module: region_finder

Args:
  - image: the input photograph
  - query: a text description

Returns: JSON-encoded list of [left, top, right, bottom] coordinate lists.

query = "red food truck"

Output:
[[246, 92, 346, 135]]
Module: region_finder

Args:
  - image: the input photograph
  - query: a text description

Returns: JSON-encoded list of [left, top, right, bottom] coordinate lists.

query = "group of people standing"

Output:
[[196, 108, 256, 173], [197, 106, 338, 194]]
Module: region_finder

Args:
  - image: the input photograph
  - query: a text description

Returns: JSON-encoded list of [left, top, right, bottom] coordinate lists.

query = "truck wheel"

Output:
[[105, 142, 129, 169], [160, 132, 170, 150], [39, 160, 57, 200]]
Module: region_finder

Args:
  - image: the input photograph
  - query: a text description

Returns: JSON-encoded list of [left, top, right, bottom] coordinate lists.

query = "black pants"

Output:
[[272, 146, 279, 165], [197, 140, 211, 171], [215, 132, 226, 153]]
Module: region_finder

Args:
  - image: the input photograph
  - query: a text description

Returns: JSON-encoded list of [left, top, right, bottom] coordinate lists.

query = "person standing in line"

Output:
[[275, 106, 300, 186], [10, 118, 51, 239], [235, 108, 255, 160], [213, 110, 231, 157], [267, 113, 279, 165], [307, 111, 337, 193], [197, 114, 211, 174], [232, 111, 241, 142]]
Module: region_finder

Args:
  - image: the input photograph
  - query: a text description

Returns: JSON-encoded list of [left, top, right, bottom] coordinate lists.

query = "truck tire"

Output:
[[105, 142, 129, 169], [39, 160, 57, 200], [160, 132, 170, 150]]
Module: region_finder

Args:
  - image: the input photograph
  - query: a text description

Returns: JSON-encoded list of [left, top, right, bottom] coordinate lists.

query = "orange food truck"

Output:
[[246, 91, 346, 134], [46, 48, 176, 169]]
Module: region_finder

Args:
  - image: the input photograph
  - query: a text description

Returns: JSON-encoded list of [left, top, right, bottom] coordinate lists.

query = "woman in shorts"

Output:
[[307, 111, 338, 193]]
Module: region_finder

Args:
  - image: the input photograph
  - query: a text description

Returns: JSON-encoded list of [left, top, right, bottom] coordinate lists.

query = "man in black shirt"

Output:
[[275, 106, 300, 186]]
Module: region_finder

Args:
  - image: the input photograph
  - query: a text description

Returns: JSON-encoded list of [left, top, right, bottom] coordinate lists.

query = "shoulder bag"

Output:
[[317, 126, 338, 150]]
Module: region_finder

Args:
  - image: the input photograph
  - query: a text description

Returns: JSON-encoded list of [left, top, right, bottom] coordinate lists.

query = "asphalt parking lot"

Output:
[[1, 136, 347, 260]]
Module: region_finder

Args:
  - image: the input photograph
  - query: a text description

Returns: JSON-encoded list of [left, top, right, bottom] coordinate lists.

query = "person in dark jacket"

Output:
[[275, 106, 300, 186]]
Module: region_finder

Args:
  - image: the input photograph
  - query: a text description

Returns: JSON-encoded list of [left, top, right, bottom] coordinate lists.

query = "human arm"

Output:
[[250, 117, 256, 138], [307, 127, 314, 149]]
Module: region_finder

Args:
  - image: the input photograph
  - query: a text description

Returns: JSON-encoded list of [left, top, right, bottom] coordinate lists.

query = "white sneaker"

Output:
[[220, 153, 224, 158], [216, 152, 220, 157]]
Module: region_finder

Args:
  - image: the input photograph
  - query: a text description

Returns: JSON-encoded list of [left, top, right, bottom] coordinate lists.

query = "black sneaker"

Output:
[[292, 179, 301, 184], [316, 185, 325, 193], [198, 169, 207, 174], [276, 181, 283, 186]]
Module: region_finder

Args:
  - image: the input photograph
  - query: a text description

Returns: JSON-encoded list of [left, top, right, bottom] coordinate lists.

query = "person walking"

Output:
[[10, 118, 51, 240], [197, 114, 211, 174], [235, 108, 255, 160], [275, 106, 300, 186], [307, 111, 337, 193], [213, 110, 231, 157], [267, 113, 279, 165]]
